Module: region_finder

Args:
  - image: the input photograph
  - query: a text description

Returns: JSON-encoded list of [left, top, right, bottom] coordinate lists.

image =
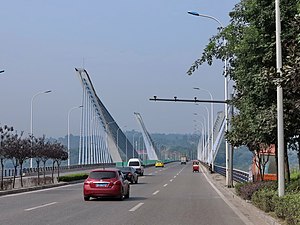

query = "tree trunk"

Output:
[[275, 143, 278, 181], [36, 160, 40, 185], [13, 165, 17, 188], [43, 161, 46, 184], [1, 158, 4, 190], [20, 162, 23, 187], [57, 161, 60, 182], [51, 161, 55, 183], [284, 142, 290, 183]]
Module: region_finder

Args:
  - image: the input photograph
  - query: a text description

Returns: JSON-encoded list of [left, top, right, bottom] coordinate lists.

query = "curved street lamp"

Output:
[[67, 105, 83, 167], [30, 90, 52, 168], [188, 11, 232, 187]]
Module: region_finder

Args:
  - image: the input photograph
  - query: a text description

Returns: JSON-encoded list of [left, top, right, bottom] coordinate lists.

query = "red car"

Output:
[[83, 169, 130, 201]]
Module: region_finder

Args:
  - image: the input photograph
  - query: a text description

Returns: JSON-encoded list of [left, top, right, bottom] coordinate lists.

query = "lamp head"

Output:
[[188, 11, 200, 16]]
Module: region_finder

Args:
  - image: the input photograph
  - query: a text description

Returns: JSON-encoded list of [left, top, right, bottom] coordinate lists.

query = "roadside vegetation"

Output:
[[0, 125, 68, 190], [235, 170, 300, 224], [58, 173, 88, 182]]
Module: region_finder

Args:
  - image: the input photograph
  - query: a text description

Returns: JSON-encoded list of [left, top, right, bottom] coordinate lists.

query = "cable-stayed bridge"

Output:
[[134, 112, 158, 160], [75, 68, 139, 164]]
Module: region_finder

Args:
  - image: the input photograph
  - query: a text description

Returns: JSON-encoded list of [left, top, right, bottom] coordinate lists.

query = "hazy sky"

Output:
[[0, 0, 238, 138]]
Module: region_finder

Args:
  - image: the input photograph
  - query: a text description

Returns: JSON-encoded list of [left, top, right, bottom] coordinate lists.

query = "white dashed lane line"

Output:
[[24, 202, 57, 211], [163, 184, 168, 187], [170, 179, 173, 182], [129, 202, 144, 212], [152, 190, 160, 195]]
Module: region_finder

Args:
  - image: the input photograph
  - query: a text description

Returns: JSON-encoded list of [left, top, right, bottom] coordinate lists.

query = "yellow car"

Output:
[[155, 160, 164, 168]]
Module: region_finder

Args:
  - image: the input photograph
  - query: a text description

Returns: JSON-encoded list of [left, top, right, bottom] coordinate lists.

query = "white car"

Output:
[[127, 158, 144, 176]]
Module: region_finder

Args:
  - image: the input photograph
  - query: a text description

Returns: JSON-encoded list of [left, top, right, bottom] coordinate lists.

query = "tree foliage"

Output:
[[187, 0, 300, 156]]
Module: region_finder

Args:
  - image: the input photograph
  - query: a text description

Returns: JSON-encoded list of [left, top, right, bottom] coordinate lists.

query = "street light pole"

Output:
[[194, 87, 214, 170], [188, 11, 232, 187], [275, 0, 285, 197], [132, 133, 139, 158], [30, 90, 52, 168], [67, 105, 83, 168]]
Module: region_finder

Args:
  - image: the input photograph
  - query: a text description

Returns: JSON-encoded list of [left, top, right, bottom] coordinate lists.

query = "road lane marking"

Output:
[[163, 184, 168, 187], [129, 202, 144, 212], [173, 175, 176, 178], [24, 202, 57, 211], [170, 179, 173, 182], [152, 190, 160, 195], [148, 173, 152, 175]]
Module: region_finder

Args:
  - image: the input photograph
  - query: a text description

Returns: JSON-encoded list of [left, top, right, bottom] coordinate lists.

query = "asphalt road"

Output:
[[0, 162, 250, 225]]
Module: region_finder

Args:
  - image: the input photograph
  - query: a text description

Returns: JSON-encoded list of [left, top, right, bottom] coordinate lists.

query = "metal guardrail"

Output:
[[1, 163, 116, 178], [213, 164, 250, 183]]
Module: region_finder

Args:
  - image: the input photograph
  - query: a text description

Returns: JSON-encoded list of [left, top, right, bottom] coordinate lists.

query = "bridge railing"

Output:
[[2, 163, 116, 178], [207, 163, 250, 183]]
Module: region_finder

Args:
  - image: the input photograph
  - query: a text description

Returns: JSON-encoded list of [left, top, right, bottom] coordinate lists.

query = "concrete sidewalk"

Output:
[[203, 166, 283, 225]]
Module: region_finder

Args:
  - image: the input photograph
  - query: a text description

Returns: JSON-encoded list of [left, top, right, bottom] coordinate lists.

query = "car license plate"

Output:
[[96, 183, 107, 187]]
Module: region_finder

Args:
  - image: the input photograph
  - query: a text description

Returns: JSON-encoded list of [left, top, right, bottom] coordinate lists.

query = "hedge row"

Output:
[[235, 178, 300, 225], [58, 173, 88, 182]]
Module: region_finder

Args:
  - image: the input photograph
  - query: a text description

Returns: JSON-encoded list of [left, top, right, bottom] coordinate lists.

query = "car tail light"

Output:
[[106, 181, 113, 188], [84, 180, 92, 185], [114, 180, 121, 186]]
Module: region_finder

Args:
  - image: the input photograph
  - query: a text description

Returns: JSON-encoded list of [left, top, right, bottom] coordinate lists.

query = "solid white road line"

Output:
[[24, 202, 57, 211], [129, 202, 144, 212], [163, 184, 168, 187], [152, 190, 160, 195], [200, 166, 254, 225]]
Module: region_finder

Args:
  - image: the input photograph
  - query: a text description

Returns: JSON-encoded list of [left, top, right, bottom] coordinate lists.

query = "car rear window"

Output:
[[129, 161, 140, 166], [89, 171, 116, 179], [117, 167, 131, 172]]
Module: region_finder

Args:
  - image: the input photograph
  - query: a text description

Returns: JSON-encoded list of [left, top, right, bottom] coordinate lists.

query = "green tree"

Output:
[[0, 125, 13, 190]]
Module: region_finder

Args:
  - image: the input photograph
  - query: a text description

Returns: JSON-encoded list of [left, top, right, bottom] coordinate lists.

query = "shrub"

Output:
[[290, 170, 300, 181], [58, 173, 88, 182], [286, 179, 300, 193], [235, 181, 276, 200], [274, 193, 300, 225], [252, 189, 277, 212]]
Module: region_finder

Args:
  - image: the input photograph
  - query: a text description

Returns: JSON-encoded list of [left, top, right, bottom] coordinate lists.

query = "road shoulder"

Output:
[[201, 165, 284, 225]]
